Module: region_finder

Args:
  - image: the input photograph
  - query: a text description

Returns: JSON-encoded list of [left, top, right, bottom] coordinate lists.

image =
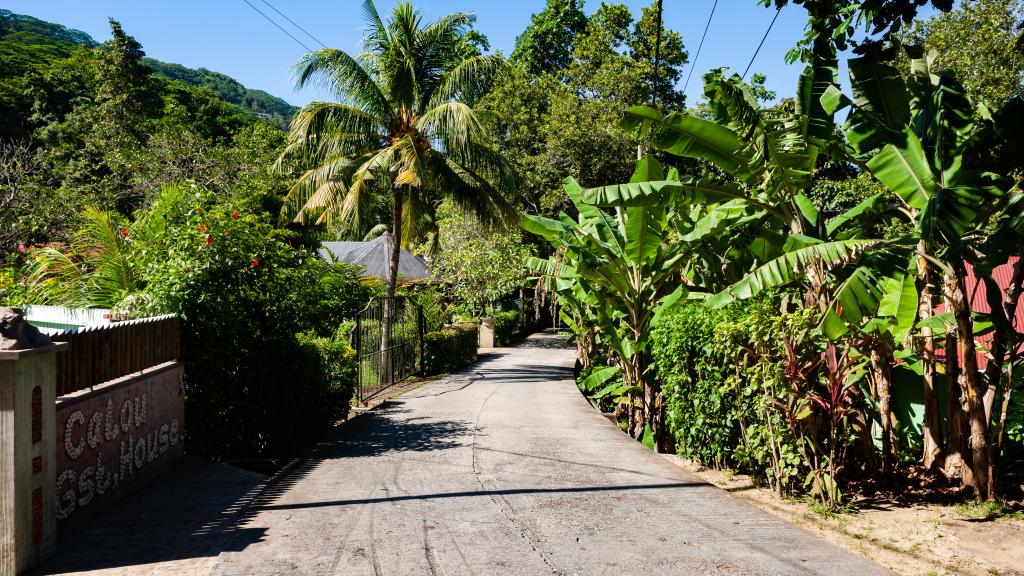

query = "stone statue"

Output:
[[0, 307, 52, 351]]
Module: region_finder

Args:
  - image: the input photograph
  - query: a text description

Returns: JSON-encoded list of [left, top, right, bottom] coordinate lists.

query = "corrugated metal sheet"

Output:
[[320, 231, 432, 281], [934, 256, 1023, 369]]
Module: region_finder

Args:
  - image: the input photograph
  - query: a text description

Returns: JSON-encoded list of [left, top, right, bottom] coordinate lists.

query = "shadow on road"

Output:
[[254, 481, 708, 511], [32, 458, 269, 575]]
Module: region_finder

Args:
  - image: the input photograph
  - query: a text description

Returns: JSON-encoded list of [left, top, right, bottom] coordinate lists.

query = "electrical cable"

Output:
[[259, 0, 328, 49], [682, 0, 717, 96], [742, 7, 782, 80], [240, 0, 313, 53]]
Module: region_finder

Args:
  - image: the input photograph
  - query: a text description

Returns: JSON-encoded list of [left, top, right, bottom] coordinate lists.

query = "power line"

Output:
[[682, 0, 717, 95], [742, 7, 782, 80], [259, 0, 327, 49], [240, 0, 313, 53]]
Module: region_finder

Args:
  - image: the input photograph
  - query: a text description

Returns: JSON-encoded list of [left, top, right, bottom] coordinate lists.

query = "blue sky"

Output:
[[4, 1, 939, 107]]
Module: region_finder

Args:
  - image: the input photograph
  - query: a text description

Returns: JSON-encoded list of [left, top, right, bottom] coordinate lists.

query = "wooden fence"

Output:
[[50, 315, 181, 396]]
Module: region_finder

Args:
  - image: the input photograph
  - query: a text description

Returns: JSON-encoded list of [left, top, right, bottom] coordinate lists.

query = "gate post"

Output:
[[417, 306, 424, 374], [353, 312, 362, 403], [1, 312, 67, 575]]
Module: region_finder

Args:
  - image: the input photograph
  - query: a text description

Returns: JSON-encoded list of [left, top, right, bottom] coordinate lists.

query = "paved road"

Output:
[[206, 331, 887, 576]]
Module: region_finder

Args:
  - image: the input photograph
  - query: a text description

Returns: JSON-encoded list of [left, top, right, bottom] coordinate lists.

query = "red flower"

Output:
[[225, 229, 232, 236], [199, 223, 208, 233], [205, 235, 214, 245], [119, 227, 129, 238], [16, 244, 26, 253], [231, 211, 240, 219], [250, 258, 259, 267]]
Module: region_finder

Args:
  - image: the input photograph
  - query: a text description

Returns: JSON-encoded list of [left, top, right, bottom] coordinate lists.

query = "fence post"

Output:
[[353, 313, 362, 403], [418, 305, 425, 374], [1, 323, 67, 575]]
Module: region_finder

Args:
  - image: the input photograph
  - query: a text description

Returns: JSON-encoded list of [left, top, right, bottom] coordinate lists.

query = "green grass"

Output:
[[952, 499, 1018, 521]]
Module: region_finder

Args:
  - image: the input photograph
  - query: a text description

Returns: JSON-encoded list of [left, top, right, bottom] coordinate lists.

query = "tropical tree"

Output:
[[822, 47, 1024, 499], [429, 201, 531, 316], [525, 158, 686, 449], [277, 0, 517, 307], [26, 206, 141, 309], [905, 0, 1024, 109]]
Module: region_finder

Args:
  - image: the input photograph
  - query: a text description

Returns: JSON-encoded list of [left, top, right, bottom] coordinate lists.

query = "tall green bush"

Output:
[[494, 310, 521, 346], [138, 183, 360, 458], [651, 300, 806, 495], [423, 322, 479, 375]]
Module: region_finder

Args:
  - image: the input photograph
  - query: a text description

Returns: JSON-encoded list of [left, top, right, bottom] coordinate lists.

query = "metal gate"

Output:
[[353, 296, 423, 403]]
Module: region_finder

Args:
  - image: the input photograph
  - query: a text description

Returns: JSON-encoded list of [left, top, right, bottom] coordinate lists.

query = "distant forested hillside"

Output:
[[142, 59, 296, 125], [0, 9, 296, 125], [0, 9, 97, 76], [0, 15, 298, 255]]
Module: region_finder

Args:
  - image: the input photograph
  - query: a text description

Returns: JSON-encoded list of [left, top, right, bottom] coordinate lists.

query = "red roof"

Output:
[[934, 256, 1023, 369]]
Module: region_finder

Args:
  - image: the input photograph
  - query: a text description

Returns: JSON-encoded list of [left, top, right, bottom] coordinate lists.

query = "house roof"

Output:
[[319, 232, 432, 281], [935, 256, 1024, 369]]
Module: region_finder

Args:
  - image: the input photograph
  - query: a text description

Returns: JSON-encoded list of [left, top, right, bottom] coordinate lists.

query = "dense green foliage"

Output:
[[493, 310, 522, 346], [133, 184, 361, 458], [905, 0, 1024, 108], [485, 1, 688, 218], [0, 9, 96, 77], [509, 0, 588, 76], [423, 322, 479, 375], [651, 301, 804, 490], [142, 59, 296, 126], [0, 16, 295, 257], [532, 0, 1024, 507], [428, 201, 531, 316]]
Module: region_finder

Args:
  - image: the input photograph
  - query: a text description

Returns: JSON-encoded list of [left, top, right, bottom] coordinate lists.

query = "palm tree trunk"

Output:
[[381, 186, 405, 386]]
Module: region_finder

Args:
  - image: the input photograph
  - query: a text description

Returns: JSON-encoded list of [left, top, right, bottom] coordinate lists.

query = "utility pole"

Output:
[[639, 0, 664, 160]]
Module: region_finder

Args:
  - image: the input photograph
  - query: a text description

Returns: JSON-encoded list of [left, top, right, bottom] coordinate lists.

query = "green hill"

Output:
[[0, 9, 97, 76], [0, 9, 297, 125]]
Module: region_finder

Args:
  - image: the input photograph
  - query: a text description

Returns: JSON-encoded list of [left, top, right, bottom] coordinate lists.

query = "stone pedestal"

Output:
[[479, 318, 495, 349], [1, 343, 66, 575]]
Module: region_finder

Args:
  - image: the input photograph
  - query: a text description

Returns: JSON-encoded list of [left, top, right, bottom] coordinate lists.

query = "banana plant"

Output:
[[523, 158, 686, 450], [823, 47, 1022, 500], [586, 56, 924, 483], [585, 62, 905, 339]]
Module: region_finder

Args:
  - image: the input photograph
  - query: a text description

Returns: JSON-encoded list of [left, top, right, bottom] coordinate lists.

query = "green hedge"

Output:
[[423, 322, 479, 375], [494, 310, 521, 346], [650, 300, 800, 485], [287, 332, 357, 444]]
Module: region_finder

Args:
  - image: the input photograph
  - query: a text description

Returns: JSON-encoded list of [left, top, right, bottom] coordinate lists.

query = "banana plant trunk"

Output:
[[918, 256, 944, 470], [945, 265, 992, 500], [870, 340, 896, 473]]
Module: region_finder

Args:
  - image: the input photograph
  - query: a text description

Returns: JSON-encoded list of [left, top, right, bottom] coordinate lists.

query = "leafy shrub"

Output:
[[296, 258, 380, 337], [0, 255, 28, 306], [494, 309, 521, 345], [293, 331, 357, 424], [399, 284, 450, 333], [651, 300, 802, 489], [423, 322, 479, 375], [138, 183, 360, 459]]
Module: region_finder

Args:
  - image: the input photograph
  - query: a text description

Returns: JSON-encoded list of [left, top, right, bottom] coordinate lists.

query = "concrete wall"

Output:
[[53, 362, 184, 534], [1, 345, 62, 575]]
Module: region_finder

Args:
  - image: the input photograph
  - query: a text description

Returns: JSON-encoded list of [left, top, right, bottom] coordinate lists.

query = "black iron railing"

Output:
[[353, 296, 423, 403]]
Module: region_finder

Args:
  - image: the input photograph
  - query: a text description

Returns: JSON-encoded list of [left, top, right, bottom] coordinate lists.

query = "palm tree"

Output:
[[27, 206, 141, 309], [277, 0, 517, 306]]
